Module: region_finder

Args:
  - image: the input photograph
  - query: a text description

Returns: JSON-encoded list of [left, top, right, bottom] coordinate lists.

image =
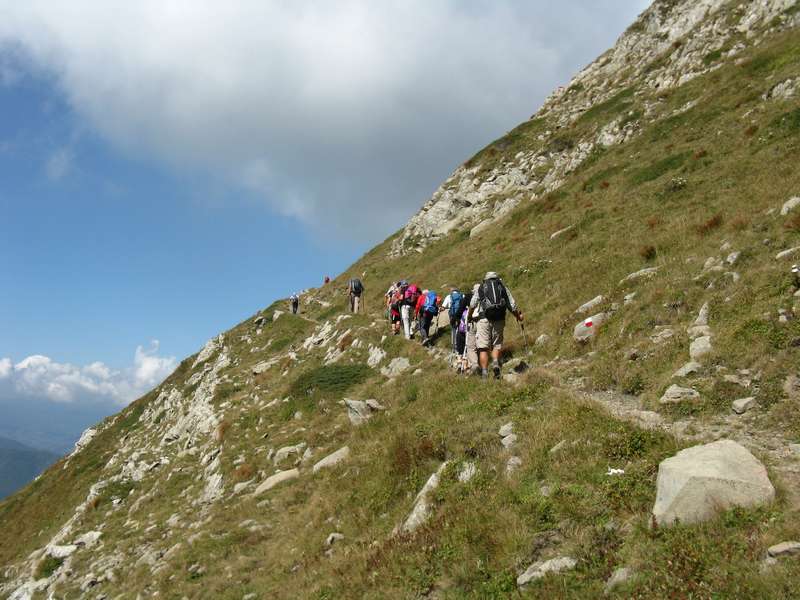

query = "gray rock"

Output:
[[694, 302, 710, 326], [73, 531, 102, 548], [325, 533, 345, 547], [789, 444, 800, 456], [367, 345, 386, 367], [253, 469, 299, 496], [652, 440, 775, 526], [604, 567, 632, 594], [619, 267, 658, 285], [573, 312, 611, 343], [732, 397, 756, 415], [365, 399, 386, 411], [47, 544, 78, 559], [726, 252, 740, 265], [458, 462, 477, 483], [550, 225, 574, 240], [380, 357, 410, 378], [673, 361, 703, 378], [687, 324, 712, 339], [273, 442, 306, 465], [689, 335, 713, 360], [344, 399, 371, 426], [781, 196, 800, 216], [784, 375, 800, 399], [624, 292, 637, 305], [498, 422, 514, 437], [767, 541, 800, 557], [535, 334, 551, 346], [660, 384, 700, 404], [549, 440, 567, 454], [397, 462, 449, 534], [501, 434, 518, 450], [575, 295, 604, 315], [776, 247, 800, 260], [312, 446, 350, 473], [272, 310, 284, 321], [517, 556, 577, 586]]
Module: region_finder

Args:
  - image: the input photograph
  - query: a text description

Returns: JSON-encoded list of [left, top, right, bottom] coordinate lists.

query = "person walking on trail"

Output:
[[388, 285, 404, 335], [347, 277, 364, 313], [289, 293, 300, 315], [441, 287, 465, 354], [401, 283, 420, 339], [416, 289, 440, 346], [469, 272, 523, 379]]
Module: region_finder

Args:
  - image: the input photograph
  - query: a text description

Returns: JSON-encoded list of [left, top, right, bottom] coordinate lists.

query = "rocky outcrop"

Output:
[[652, 440, 775, 525]]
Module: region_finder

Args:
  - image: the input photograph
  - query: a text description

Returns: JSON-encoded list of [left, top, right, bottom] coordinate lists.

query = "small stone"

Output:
[[660, 384, 700, 404], [253, 469, 300, 496], [689, 336, 713, 360], [380, 357, 411, 378], [549, 440, 567, 454], [604, 567, 632, 594], [458, 462, 477, 483], [776, 247, 800, 260], [726, 252, 740, 265], [624, 292, 637, 305], [498, 422, 514, 437], [535, 334, 551, 346], [312, 446, 350, 473], [325, 533, 345, 547], [732, 397, 756, 414], [767, 541, 800, 557], [517, 556, 577, 586], [781, 196, 800, 216], [789, 444, 800, 456], [575, 295, 604, 315], [501, 434, 518, 450], [673, 361, 702, 378], [619, 267, 658, 285]]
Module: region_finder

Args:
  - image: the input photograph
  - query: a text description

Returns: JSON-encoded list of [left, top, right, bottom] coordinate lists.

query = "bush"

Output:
[[695, 213, 724, 236], [34, 555, 64, 579]]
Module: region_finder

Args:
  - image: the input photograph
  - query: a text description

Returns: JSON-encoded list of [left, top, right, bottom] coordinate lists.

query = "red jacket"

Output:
[[415, 293, 440, 318]]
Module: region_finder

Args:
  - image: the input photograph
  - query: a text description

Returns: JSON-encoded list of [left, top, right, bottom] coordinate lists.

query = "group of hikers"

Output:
[[382, 272, 524, 380], [291, 271, 524, 380]]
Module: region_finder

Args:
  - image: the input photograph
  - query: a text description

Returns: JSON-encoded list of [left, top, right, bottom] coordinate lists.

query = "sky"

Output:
[[0, 1, 650, 452]]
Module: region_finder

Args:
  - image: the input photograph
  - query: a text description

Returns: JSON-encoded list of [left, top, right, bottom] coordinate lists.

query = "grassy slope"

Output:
[[2, 15, 800, 600]]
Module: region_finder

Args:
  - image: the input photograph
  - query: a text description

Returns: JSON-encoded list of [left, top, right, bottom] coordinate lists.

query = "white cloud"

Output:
[[0, 342, 176, 406], [0, 1, 649, 239]]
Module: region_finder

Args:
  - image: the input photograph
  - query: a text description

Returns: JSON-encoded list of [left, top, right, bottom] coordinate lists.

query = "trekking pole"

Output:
[[518, 319, 531, 355]]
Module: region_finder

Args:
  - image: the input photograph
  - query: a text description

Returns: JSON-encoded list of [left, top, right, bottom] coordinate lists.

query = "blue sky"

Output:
[[0, 1, 649, 451]]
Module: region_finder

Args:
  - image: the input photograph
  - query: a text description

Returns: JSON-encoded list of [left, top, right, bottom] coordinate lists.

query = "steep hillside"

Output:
[[2, 0, 800, 598], [0, 437, 57, 500]]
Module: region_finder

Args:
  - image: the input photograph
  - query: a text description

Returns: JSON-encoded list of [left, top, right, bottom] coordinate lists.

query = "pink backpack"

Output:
[[404, 284, 419, 302]]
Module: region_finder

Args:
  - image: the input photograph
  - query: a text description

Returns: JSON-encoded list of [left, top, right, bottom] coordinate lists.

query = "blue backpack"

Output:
[[448, 290, 464, 321], [423, 291, 439, 315]]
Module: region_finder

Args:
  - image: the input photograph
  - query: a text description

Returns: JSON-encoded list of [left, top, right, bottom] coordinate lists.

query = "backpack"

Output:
[[458, 307, 468, 334], [404, 284, 419, 305], [448, 290, 464, 322], [479, 277, 508, 321], [423, 291, 439, 315], [350, 278, 363, 295]]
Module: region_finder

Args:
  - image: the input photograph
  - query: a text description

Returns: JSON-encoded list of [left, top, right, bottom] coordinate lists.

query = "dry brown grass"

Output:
[[695, 213, 724, 236]]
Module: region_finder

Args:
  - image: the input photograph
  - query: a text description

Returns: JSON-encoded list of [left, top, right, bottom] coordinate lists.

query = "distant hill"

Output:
[[0, 436, 58, 499]]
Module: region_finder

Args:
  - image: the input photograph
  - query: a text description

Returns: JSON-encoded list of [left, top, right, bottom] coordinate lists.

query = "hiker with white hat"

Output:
[[468, 272, 523, 379]]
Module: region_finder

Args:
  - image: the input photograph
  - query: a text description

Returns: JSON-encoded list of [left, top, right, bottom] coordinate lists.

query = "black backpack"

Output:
[[350, 278, 363, 295], [479, 278, 508, 321]]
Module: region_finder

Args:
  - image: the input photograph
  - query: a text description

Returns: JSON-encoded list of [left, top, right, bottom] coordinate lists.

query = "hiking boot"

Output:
[[480, 369, 489, 380], [492, 363, 501, 379]]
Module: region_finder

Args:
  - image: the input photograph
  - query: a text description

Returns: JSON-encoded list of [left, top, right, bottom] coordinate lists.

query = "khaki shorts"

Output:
[[475, 318, 505, 351]]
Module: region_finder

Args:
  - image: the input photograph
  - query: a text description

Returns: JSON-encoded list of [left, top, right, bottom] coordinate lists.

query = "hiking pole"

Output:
[[518, 320, 531, 355]]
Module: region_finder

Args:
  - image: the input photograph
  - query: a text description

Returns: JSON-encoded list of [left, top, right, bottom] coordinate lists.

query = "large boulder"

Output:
[[573, 312, 611, 343], [652, 440, 775, 526]]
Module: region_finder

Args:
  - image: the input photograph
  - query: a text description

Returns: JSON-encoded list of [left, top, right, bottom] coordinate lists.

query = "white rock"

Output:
[[575, 295, 604, 315], [458, 462, 477, 483], [498, 422, 514, 437], [367, 345, 386, 368], [517, 556, 577, 586], [535, 334, 551, 346], [73, 531, 102, 548], [344, 399, 371, 426], [689, 335, 713, 360], [687, 325, 712, 339], [619, 267, 658, 285], [660, 384, 700, 404], [272, 310, 284, 321], [253, 469, 300, 496], [673, 361, 702, 378], [550, 225, 574, 240], [313, 446, 350, 473], [652, 440, 775, 526], [325, 533, 345, 547], [47, 544, 78, 559], [380, 357, 411, 378], [693, 302, 710, 326], [604, 567, 632, 594], [781, 197, 800, 216], [398, 462, 449, 534], [549, 440, 567, 454], [274, 442, 306, 465], [501, 434, 518, 450], [573, 312, 611, 342], [767, 541, 800, 557], [623, 292, 637, 305], [365, 399, 385, 411], [776, 247, 800, 260], [732, 397, 756, 415], [726, 252, 740, 265]]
